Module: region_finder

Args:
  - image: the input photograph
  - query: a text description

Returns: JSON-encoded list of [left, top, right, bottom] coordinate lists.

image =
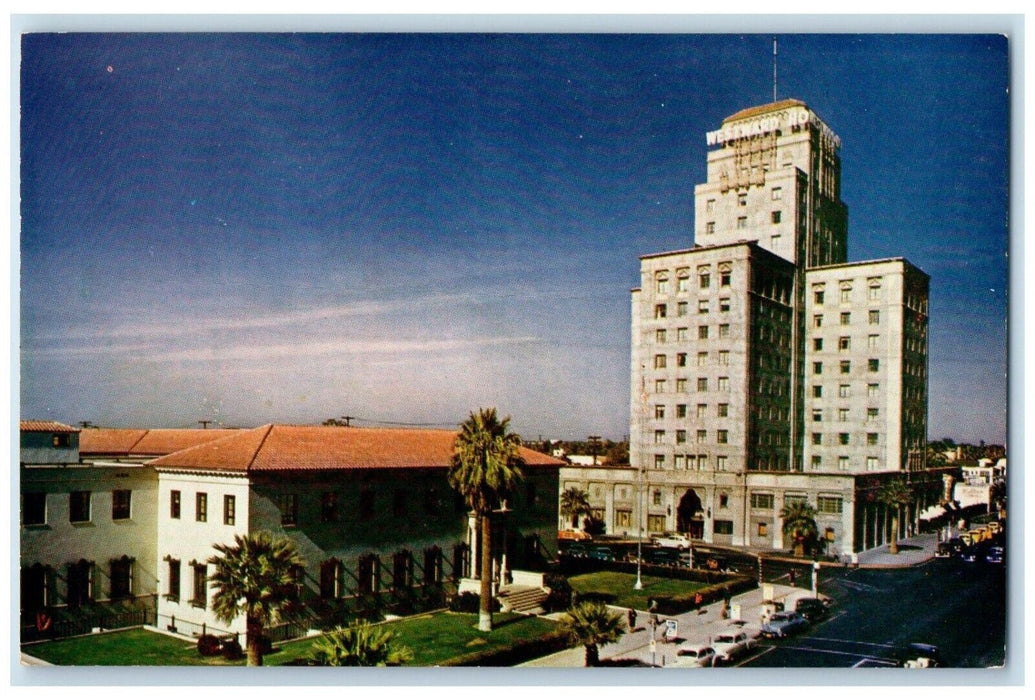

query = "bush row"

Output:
[[440, 628, 572, 667], [650, 575, 756, 616]]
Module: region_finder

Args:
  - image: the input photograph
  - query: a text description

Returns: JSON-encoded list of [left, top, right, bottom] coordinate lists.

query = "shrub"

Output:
[[448, 591, 500, 614], [196, 634, 222, 657], [543, 575, 572, 612], [221, 638, 243, 660]]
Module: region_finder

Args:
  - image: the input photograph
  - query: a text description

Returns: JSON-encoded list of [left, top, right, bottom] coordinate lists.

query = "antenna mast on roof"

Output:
[[198, 420, 212, 429], [773, 37, 778, 103]]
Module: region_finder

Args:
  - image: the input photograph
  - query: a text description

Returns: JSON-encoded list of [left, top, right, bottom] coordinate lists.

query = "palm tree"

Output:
[[207, 531, 305, 666], [559, 600, 626, 667], [780, 501, 819, 558], [878, 479, 915, 555], [308, 622, 413, 666], [449, 407, 525, 633], [559, 486, 592, 529]]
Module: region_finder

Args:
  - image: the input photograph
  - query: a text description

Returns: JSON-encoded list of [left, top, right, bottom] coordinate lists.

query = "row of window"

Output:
[[812, 359, 880, 375], [654, 403, 729, 420], [811, 431, 882, 447], [169, 490, 237, 526], [812, 278, 883, 305], [812, 382, 880, 399], [750, 493, 844, 514], [654, 265, 733, 295], [703, 208, 784, 236], [812, 407, 881, 422], [21, 556, 136, 610], [164, 558, 209, 608], [812, 334, 881, 352], [814, 309, 880, 327], [655, 428, 731, 445], [652, 454, 729, 471], [21, 490, 132, 526], [809, 455, 884, 471]]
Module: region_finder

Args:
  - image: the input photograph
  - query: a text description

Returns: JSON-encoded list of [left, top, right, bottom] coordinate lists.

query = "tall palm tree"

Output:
[[308, 622, 413, 666], [878, 479, 915, 555], [780, 501, 819, 558], [559, 486, 592, 529], [207, 531, 305, 666], [449, 407, 525, 633], [559, 600, 626, 667]]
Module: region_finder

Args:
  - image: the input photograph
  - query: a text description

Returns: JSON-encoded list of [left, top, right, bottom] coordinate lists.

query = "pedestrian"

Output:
[[721, 600, 729, 619], [627, 608, 637, 630], [694, 592, 703, 609], [789, 569, 796, 587]]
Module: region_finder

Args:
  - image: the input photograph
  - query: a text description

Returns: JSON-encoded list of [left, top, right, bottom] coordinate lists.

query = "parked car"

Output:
[[894, 642, 941, 668], [558, 529, 592, 542], [710, 629, 756, 664], [650, 548, 680, 566], [652, 533, 692, 550], [672, 643, 716, 668], [960, 545, 982, 563], [985, 545, 1004, 564], [794, 597, 830, 622], [760, 611, 810, 638], [588, 546, 616, 562], [562, 542, 589, 559], [935, 542, 954, 558]]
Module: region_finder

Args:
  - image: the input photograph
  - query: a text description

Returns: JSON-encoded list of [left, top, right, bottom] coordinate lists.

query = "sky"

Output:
[[17, 32, 1009, 444]]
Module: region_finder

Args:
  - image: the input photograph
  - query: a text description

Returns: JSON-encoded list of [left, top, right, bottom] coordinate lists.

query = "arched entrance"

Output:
[[676, 489, 705, 539]]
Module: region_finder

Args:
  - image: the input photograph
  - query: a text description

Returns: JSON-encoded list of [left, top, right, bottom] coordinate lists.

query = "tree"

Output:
[[308, 622, 413, 666], [559, 486, 592, 529], [604, 440, 630, 466], [559, 600, 626, 667], [449, 407, 525, 633], [207, 531, 305, 666], [780, 501, 819, 558], [877, 479, 915, 555]]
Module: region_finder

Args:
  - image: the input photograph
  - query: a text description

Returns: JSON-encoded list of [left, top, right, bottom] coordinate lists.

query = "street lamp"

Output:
[[635, 466, 644, 590]]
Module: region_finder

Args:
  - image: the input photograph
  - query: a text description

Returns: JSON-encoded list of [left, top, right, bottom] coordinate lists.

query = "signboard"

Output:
[[762, 583, 774, 601], [664, 619, 678, 640]]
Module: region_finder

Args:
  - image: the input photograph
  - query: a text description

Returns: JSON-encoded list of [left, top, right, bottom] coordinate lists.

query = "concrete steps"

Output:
[[498, 585, 549, 615]]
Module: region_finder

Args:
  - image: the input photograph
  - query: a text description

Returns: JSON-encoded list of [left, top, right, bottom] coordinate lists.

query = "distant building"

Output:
[[563, 99, 945, 556]]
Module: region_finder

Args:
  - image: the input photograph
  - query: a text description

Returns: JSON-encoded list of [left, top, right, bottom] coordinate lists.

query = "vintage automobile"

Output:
[[760, 611, 810, 638], [672, 643, 717, 668], [710, 629, 757, 664], [651, 533, 692, 550]]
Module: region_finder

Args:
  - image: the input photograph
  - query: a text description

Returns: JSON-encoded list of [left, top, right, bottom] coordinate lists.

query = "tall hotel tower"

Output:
[[564, 100, 939, 557]]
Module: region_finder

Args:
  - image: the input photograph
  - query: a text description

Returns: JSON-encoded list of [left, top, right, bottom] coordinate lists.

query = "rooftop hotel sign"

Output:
[[706, 107, 841, 149]]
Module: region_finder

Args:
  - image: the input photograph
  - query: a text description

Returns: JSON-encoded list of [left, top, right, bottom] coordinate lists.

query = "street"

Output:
[[737, 557, 1007, 668]]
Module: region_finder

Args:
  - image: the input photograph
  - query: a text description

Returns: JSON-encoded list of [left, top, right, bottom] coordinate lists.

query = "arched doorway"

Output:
[[676, 489, 704, 539]]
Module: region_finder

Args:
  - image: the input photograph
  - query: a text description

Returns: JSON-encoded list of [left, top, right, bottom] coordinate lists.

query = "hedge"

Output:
[[440, 628, 572, 667]]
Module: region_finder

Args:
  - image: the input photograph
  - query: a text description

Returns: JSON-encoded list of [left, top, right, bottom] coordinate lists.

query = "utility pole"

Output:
[[588, 435, 601, 465], [340, 415, 354, 427], [198, 420, 212, 429]]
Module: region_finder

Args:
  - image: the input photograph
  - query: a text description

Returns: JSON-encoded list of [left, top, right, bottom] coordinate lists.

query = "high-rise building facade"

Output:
[[562, 99, 941, 557]]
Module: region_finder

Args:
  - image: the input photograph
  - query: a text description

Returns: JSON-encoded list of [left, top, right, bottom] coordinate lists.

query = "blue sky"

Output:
[[18, 32, 1009, 443]]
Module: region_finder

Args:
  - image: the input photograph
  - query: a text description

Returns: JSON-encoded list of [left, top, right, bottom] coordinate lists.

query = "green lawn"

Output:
[[23, 612, 560, 667], [568, 571, 708, 610]]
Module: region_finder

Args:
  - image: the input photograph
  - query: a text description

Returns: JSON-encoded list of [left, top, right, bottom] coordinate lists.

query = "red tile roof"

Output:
[[723, 98, 807, 124], [79, 428, 241, 457], [20, 420, 79, 433], [149, 424, 566, 473]]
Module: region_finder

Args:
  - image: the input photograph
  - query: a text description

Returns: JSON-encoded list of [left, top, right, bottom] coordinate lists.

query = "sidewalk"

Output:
[[519, 582, 803, 667]]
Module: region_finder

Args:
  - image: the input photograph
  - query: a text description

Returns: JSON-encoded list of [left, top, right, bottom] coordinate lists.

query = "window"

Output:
[[811, 455, 822, 469], [840, 312, 851, 325], [654, 455, 666, 469], [112, 490, 131, 520], [717, 376, 730, 391], [813, 362, 822, 375], [699, 268, 711, 288], [67, 561, 94, 607], [737, 216, 747, 229], [320, 559, 343, 599], [692, 351, 705, 367], [676, 352, 687, 367], [838, 408, 849, 422], [771, 210, 782, 224], [840, 287, 852, 303], [698, 300, 710, 315], [654, 404, 666, 419], [675, 378, 687, 392], [677, 301, 688, 316], [697, 378, 708, 391], [656, 329, 667, 343], [812, 433, 822, 446], [677, 327, 689, 342], [615, 510, 632, 528], [705, 221, 715, 234], [706, 198, 716, 212], [812, 409, 823, 422], [654, 304, 667, 319], [110, 556, 133, 599], [814, 290, 825, 305], [839, 433, 850, 446], [676, 404, 687, 418], [717, 430, 729, 444], [720, 269, 731, 286], [656, 273, 670, 295], [866, 457, 879, 471], [869, 310, 880, 325], [838, 456, 850, 471], [677, 272, 690, 292], [751, 493, 774, 510], [359, 490, 375, 520], [191, 563, 207, 608], [868, 334, 879, 350], [718, 403, 729, 417], [718, 350, 729, 365], [654, 430, 666, 444], [867, 433, 879, 446], [696, 429, 707, 443], [718, 324, 730, 338], [813, 385, 823, 398], [719, 493, 729, 508], [698, 325, 709, 340], [696, 403, 707, 418], [817, 496, 843, 514], [655, 379, 667, 392], [714, 520, 734, 535], [840, 360, 851, 374], [868, 279, 882, 300], [867, 383, 879, 398], [279, 493, 298, 526], [676, 430, 687, 444], [813, 338, 823, 351], [320, 491, 339, 522], [869, 359, 880, 372], [23, 493, 46, 526], [814, 314, 823, 328], [772, 187, 782, 200], [196, 493, 208, 523], [716, 456, 727, 471], [166, 558, 181, 601], [70, 491, 91, 523], [652, 490, 663, 506], [223, 495, 236, 526], [738, 192, 747, 206], [839, 336, 851, 351], [170, 490, 181, 519], [654, 354, 667, 369], [839, 384, 850, 398], [867, 407, 879, 421]]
